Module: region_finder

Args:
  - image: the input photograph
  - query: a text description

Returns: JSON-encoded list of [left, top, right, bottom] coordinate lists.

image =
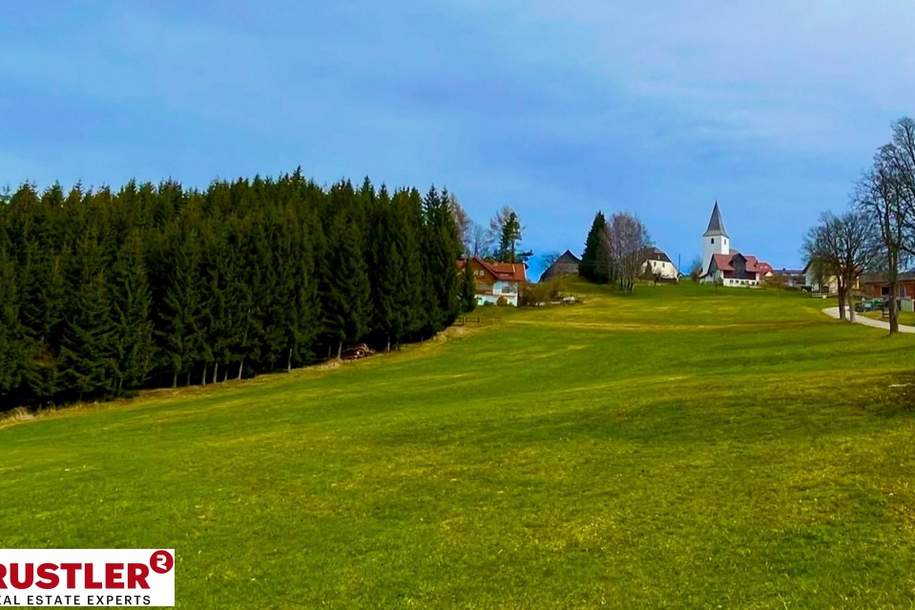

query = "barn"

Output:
[[539, 250, 581, 282]]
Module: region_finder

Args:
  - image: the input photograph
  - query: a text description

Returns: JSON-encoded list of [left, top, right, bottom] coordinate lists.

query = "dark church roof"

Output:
[[703, 201, 729, 238]]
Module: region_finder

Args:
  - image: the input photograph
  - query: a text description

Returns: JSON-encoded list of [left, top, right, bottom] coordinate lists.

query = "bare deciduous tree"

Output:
[[888, 118, 915, 218], [688, 256, 703, 282], [851, 117, 915, 333], [803, 211, 876, 321], [488, 206, 514, 244], [488, 205, 527, 262], [603, 212, 650, 293], [469, 223, 493, 258], [856, 145, 912, 333], [447, 193, 473, 256]]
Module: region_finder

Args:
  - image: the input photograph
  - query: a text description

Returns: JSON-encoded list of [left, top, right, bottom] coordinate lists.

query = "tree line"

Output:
[[578, 211, 650, 292], [453, 204, 528, 264], [0, 171, 469, 411], [804, 117, 915, 331]]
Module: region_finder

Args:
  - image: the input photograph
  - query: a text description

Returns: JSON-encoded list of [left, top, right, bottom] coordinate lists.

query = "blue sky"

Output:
[[3, 2, 915, 278]]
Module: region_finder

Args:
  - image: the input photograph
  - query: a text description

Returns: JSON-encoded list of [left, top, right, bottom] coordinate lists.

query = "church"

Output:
[[699, 202, 772, 287]]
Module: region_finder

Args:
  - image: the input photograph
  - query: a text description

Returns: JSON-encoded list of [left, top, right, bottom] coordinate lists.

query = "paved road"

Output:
[[822, 307, 915, 334]]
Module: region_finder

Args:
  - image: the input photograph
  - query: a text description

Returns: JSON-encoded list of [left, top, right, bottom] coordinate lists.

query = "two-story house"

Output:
[[457, 257, 527, 306]]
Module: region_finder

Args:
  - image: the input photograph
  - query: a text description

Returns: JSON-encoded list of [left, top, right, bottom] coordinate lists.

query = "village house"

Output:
[[539, 250, 581, 282], [801, 261, 855, 295], [860, 272, 915, 300], [699, 202, 772, 287], [640, 246, 679, 281], [458, 257, 527, 306], [771, 268, 807, 288]]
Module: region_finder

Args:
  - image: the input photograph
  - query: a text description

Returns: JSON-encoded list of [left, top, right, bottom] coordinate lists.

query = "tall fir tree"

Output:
[[277, 201, 320, 369], [110, 231, 154, 393], [220, 219, 256, 380], [497, 211, 522, 263], [157, 225, 205, 387], [320, 184, 371, 358], [0, 238, 26, 397], [368, 186, 402, 351], [580, 211, 610, 283], [460, 258, 477, 313], [423, 186, 462, 331], [247, 214, 284, 371], [58, 233, 117, 400], [388, 189, 426, 345]]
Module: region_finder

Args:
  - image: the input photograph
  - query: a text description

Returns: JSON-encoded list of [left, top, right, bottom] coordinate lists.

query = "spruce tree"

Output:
[[0, 239, 26, 399], [110, 231, 154, 393], [389, 189, 426, 345], [368, 186, 403, 351], [203, 225, 232, 382], [497, 211, 522, 263], [59, 233, 117, 400], [423, 186, 462, 331], [460, 258, 477, 313], [207, 219, 257, 381], [276, 202, 319, 369], [580, 211, 610, 283], [157, 226, 205, 387], [247, 214, 284, 371], [320, 187, 370, 358]]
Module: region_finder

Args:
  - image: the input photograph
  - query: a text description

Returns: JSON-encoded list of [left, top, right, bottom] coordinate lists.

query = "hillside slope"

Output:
[[3, 283, 915, 608]]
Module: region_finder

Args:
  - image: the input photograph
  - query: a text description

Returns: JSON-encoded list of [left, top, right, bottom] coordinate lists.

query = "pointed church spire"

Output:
[[703, 201, 728, 237]]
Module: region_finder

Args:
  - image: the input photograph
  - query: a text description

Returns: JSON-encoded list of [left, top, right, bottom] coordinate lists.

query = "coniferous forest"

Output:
[[0, 170, 465, 412]]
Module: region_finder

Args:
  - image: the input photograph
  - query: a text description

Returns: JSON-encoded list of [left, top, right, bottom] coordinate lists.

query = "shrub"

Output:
[[521, 278, 569, 306], [762, 275, 786, 290]]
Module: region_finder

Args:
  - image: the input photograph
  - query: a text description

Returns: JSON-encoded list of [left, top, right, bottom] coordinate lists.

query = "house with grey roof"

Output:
[[539, 250, 581, 282]]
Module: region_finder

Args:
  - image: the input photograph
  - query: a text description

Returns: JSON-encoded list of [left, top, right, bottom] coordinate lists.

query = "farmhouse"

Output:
[[860, 272, 915, 299], [539, 250, 581, 282], [639, 246, 678, 281], [457, 257, 527, 306], [771, 268, 807, 288], [801, 261, 851, 295], [699, 202, 772, 287]]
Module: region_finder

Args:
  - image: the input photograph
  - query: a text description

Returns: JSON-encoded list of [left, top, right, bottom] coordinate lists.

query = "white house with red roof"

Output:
[[699, 202, 773, 287], [457, 257, 527, 306]]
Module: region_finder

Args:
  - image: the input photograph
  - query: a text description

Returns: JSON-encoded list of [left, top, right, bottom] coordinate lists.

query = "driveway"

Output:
[[822, 307, 915, 334]]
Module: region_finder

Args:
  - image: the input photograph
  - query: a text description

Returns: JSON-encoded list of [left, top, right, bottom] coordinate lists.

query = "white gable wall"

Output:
[[641, 259, 678, 279]]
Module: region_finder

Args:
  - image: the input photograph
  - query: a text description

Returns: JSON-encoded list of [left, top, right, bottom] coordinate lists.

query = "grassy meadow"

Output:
[[863, 310, 915, 327], [3, 281, 915, 608]]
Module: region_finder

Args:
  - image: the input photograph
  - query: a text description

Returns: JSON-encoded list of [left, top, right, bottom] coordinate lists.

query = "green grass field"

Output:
[[4, 282, 915, 608], [863, 310, 915, 327]]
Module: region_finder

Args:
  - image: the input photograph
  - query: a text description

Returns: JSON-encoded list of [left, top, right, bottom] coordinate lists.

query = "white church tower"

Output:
[[702, 201, 729, 275]]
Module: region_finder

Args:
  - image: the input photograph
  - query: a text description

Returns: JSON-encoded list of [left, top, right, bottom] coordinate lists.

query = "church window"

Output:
[[710, 238, 715, 244]]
